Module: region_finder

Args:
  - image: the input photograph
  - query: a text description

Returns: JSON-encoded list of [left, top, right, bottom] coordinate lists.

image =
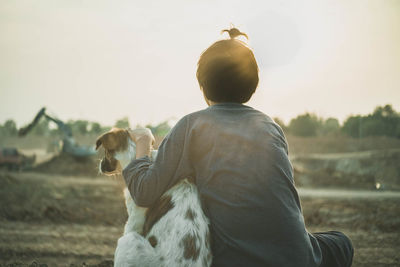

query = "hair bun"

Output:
[[221, 27, 248, 40]]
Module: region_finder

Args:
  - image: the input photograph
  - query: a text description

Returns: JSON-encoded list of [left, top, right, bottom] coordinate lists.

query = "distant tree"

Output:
[[342, 104, 400, 138], [101, 126, 112, 133], [320, 117, 340, 135], [89, 122, 102, 134], [371, 104, 399, 137], [360, 117, 387, 137], [396, 123, 400, 138], [273, 117, 288, 133], [342, 116, 362, 138], [373, 104, 397, 118], [115, 117, 130, 129], [2, 119, 18, 136], [288, 113, 321, 137], [68, 120, 89, 135]]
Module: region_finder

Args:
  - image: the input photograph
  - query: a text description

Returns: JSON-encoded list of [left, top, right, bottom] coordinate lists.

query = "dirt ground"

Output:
[[0, 171, 399, 267]]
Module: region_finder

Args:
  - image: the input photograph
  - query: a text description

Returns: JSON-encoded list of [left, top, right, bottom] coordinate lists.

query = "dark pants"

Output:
[[313, 231, 354, 267]]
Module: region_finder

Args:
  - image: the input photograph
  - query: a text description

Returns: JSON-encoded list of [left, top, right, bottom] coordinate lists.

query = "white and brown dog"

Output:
[[96, 128, 212, 267]]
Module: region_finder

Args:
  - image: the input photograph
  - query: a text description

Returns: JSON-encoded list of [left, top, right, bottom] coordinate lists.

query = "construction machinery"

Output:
[[0, 147, 36, 170], [18, 107, 96, 158]]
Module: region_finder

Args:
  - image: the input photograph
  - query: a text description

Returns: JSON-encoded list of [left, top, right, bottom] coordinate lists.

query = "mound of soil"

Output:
[[292, 149, 400, 190], [33, 153, 100, 177], [0, 172, 126, 225]]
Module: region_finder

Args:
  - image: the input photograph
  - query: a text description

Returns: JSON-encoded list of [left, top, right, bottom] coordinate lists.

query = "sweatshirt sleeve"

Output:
[[122, 116, 193, 207]]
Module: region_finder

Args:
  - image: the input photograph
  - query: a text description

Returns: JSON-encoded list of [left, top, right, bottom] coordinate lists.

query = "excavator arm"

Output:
[[18, 107, 95, 157]]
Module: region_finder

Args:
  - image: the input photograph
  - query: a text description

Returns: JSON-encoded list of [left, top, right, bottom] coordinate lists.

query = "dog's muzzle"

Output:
[[100, 156, 118, 174]]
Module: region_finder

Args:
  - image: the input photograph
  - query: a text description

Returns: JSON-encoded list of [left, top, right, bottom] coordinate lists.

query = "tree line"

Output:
[[0, 116, 172, 138], [274, 104, 400, 138], [1, 104, 399, 139]]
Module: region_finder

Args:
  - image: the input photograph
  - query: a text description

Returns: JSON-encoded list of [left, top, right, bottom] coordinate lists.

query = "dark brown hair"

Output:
[[196, 28, 259, 103]]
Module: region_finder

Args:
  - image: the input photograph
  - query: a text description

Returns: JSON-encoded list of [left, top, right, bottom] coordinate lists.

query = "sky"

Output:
[[1, 0, 399, 127]]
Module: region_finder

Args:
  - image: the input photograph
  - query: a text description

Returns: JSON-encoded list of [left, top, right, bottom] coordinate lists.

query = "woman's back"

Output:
[[185, 103, 322, 267]]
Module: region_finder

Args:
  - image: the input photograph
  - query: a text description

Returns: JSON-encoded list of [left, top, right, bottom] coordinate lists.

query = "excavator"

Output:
[[18, 107, 96, 158]]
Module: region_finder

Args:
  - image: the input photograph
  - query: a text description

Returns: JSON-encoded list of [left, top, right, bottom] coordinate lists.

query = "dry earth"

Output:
[[0, 171, 399, 267]]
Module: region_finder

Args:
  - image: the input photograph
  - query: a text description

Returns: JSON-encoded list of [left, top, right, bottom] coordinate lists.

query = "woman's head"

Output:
[[196, 28, 259, 104]]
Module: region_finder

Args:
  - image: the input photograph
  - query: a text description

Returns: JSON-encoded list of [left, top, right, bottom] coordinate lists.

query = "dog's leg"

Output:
[[123, 188, 147, 235], [114, 232, 160, 267]]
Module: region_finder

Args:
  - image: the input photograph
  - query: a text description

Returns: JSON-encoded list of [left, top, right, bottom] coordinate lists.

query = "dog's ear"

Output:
[[95, 137, 102, 150], [95, 133, 108, 150]]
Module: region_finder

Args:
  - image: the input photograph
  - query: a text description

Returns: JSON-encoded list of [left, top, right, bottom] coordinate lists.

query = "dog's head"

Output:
[[95, 128, 135, 175]]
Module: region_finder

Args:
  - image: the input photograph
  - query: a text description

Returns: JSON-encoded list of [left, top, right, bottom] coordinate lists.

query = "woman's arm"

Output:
[[128, 127, 155, 159], [122, 116, 193, 207]]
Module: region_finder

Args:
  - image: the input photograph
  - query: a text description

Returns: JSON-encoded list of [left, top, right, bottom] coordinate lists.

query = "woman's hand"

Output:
[[128, 128, 155, 159]]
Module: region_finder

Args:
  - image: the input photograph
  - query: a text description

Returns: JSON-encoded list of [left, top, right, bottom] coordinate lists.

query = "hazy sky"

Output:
[[1, 0, 399, 127]]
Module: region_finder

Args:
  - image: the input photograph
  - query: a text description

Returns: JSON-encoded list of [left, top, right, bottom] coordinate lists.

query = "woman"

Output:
[[123, 28, 354, 267]]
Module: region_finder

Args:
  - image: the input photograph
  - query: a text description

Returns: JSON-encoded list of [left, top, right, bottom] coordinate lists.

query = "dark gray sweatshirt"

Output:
[[123, 103, 322, 267]]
